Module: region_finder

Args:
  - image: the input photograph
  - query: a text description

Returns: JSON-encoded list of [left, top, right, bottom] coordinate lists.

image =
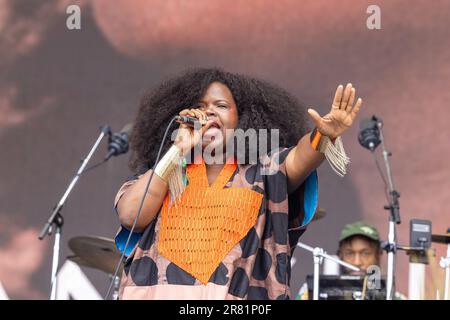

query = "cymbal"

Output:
[[312, 206, 327, 222], [67, 254, 92, 269], [431, 234, 450, 244], [68, 236, 123, 275]]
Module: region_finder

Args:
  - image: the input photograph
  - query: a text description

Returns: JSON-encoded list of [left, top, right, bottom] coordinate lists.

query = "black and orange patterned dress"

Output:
[[114, 147, 318, 299]]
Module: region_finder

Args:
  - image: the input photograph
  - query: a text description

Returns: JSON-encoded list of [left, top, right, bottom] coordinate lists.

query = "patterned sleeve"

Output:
[[264, 147, 319, 251], [113, 173, 144, 257], [287, 168, 318, 230]]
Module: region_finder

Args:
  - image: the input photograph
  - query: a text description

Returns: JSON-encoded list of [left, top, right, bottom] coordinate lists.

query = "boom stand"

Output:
[[376, 120, 401, 300], [38, 126, 110, 300]]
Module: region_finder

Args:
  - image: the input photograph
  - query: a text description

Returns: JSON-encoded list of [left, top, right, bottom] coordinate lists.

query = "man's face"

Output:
[[338, 236, 380, 276]]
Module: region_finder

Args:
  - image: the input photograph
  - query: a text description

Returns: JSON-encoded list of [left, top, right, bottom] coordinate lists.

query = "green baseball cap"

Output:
[[339, 221, 380, 242]]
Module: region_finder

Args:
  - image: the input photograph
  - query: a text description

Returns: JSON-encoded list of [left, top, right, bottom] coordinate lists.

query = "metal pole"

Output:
[[386, 220, 395, 300], [49, 225, 61, 300], [313, 248, 322, 300], [378, 122, 400, 300]]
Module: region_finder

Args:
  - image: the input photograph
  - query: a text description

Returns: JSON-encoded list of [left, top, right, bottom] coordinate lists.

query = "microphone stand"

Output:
[[376, 120, 401, 300], [297, 242, 360, 300], [38, 125, 111, 300]]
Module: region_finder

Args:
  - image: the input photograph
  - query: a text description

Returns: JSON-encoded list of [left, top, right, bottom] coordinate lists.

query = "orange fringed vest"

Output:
[[158, 160, 264, 284]]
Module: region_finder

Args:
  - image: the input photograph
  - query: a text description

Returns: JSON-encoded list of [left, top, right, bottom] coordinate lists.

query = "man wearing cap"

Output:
[[337, 221, 381, 276], [296, 221, 406, 299]]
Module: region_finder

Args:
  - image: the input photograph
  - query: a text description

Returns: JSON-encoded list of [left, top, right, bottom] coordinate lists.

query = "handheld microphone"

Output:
[[358, 115, 382, 151], [175, 115, 207, 126], [105, 123, 133, 161]]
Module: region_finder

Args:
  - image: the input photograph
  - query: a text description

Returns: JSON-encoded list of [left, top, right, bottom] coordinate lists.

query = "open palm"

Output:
[[308, 83, 363, 139]]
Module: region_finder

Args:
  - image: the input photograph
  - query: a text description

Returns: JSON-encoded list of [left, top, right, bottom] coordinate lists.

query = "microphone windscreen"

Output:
[[359, 118, 376, 131], [358, 117, 381, 151]]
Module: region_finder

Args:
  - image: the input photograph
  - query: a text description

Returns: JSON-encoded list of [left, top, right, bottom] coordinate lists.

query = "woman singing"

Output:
[[114, 68, 362, 299]]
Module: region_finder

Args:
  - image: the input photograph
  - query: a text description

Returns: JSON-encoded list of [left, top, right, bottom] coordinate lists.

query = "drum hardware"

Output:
[[305, 275, 387, 300], [297, 242, 360, 300], [67, 235, 124, 299], [68, 236, 123, 275]]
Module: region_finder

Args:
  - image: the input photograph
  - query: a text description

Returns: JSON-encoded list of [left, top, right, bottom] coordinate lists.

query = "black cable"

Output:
[[371, 150, 391, 205], [104, 116, 178, 300], [77, 159, 108, 177]]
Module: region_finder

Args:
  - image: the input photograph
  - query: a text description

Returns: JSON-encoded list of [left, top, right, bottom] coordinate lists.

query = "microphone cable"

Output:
[[104, 116, 178, 300], [372, 151, 391, 204], [77, 159, 108, 177]]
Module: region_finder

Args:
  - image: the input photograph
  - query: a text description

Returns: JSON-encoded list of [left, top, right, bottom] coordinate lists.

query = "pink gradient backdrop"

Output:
[[0, 0, 448, 299]]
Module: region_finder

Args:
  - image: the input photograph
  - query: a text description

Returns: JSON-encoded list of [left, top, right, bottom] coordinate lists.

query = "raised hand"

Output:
[[307, 83, 363, 139]]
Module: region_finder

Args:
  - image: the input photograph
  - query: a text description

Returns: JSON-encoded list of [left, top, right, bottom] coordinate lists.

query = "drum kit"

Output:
[[66, 236, 123, 300], [61, 208, 450, 300], [63, 207, 449, 301], [297, 207, 450, 300], [37, 115, 448, 301], [35, 115, 448, 300]]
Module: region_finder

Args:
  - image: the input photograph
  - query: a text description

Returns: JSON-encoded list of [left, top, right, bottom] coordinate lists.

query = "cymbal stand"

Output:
[[297, 242, 360, 300]]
